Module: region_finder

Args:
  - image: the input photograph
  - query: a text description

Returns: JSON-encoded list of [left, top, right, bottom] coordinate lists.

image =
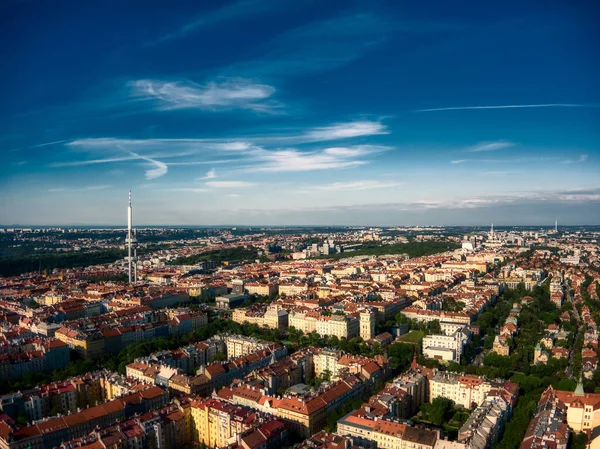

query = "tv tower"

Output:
[[126, 191, 138, 284]]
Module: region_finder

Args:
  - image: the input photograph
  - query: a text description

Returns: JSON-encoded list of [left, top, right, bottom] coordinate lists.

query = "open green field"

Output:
[[397, 330, 425, 344]]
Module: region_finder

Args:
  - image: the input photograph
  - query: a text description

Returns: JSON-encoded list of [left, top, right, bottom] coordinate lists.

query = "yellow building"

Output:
[[232, 304, 289, 331], [554, 381, 600, 433], [190, 398, 255, 447], [55, 327, 105, 360], [245, 282, 278, 297], [492, 336, 510, 356]]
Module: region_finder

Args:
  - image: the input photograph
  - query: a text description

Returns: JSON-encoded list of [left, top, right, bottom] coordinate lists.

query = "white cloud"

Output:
[[29, 139, 70, 148], [217, 142, 254, 151], [310, 180, 403, 191], [205, 181, 255, 188], [241, 144, 391, 173], [84, 185, 112, 191], [130, 78, 280, 113], [130, 152, 168, 180], [45, 185, 112, 192], [200, 168, 217, 180], [324, 145, 390, 157], [451, 154, 589, 165], [467, 141, 515, 152], [51, 155, 144, 167], [305, 121, 388, 141], [54, 121, 392, 176], [241, 149, 365, 173]]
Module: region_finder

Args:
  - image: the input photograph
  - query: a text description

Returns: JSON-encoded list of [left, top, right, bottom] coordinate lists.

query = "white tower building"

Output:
[[126, 191, 138, 284]]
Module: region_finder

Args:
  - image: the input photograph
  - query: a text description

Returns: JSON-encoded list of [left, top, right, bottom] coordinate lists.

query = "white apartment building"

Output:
[[422, 326, 470, 363], [430, 372, 494, 409], [316, 314, 359, 339], [289, 311, 318, 335], [232, 304, 289, 331], [360, 309, 377, 340]]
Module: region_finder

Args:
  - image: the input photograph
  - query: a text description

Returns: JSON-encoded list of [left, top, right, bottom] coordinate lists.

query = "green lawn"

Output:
[[397, 330, 425, 344]]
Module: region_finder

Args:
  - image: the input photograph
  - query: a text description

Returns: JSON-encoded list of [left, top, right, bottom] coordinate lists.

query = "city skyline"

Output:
[[1, 0, 599, 225]]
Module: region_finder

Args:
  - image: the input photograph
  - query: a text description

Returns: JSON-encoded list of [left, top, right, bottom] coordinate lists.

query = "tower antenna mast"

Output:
[[126, 191, 137, 284]]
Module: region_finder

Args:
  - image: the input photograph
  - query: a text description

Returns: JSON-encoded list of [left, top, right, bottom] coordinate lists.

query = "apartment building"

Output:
[[279, 282, 309, 296], [221, 375, 365, 439], [552, 382, 600, 432], [388, 363, 432, 418], [401, 308, 472, 325], [232, 304, 289, 331], [289, 310, 319, 334], [430, 372, 496, 409], [0, 338, 70, 380], [422, 326, 470, 363], [316, 314, 360, 339], [224, 334, 280, 359], [245, 282, 278, 297], [0, 386, 169, 449], [520, 388, 570, 449], [360, 309, 377, 340], [337, 407, 438, 449], [313, 349, 389, 383], [457, 394, 514, 449]]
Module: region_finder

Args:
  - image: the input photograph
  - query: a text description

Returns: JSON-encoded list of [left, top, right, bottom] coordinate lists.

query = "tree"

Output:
[[16, 411, 28, 425], [213, 352, 227, 362], [420, 397, 453, 426], [427, 320, 441, 335]]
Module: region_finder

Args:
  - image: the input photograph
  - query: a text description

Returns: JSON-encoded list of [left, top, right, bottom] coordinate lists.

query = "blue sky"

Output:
[[1, 0, 599, 226]]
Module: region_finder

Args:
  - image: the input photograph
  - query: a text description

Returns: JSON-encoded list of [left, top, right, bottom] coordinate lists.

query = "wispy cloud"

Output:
[[168, 159, 236, 166], [146, 0, 276, 46], [55, 121, 391, 175], [200, 168, 217, 180], [308, 180, 403, 191], [205, 181, 255, 188], [305, 121, 388, 141], [466, 141, 515, 152], [415, 104, 599, 112], [51, 155, 145, 167], [84, 185, 113, 191], [227, 14, 389, 77], [451, 154, 589, 165], [129, 78, 280, 113], [45, 185, 112, 192], [239, 144, 391, 173], [129, 152, 168, 180], [29, 139, 70, 148]]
